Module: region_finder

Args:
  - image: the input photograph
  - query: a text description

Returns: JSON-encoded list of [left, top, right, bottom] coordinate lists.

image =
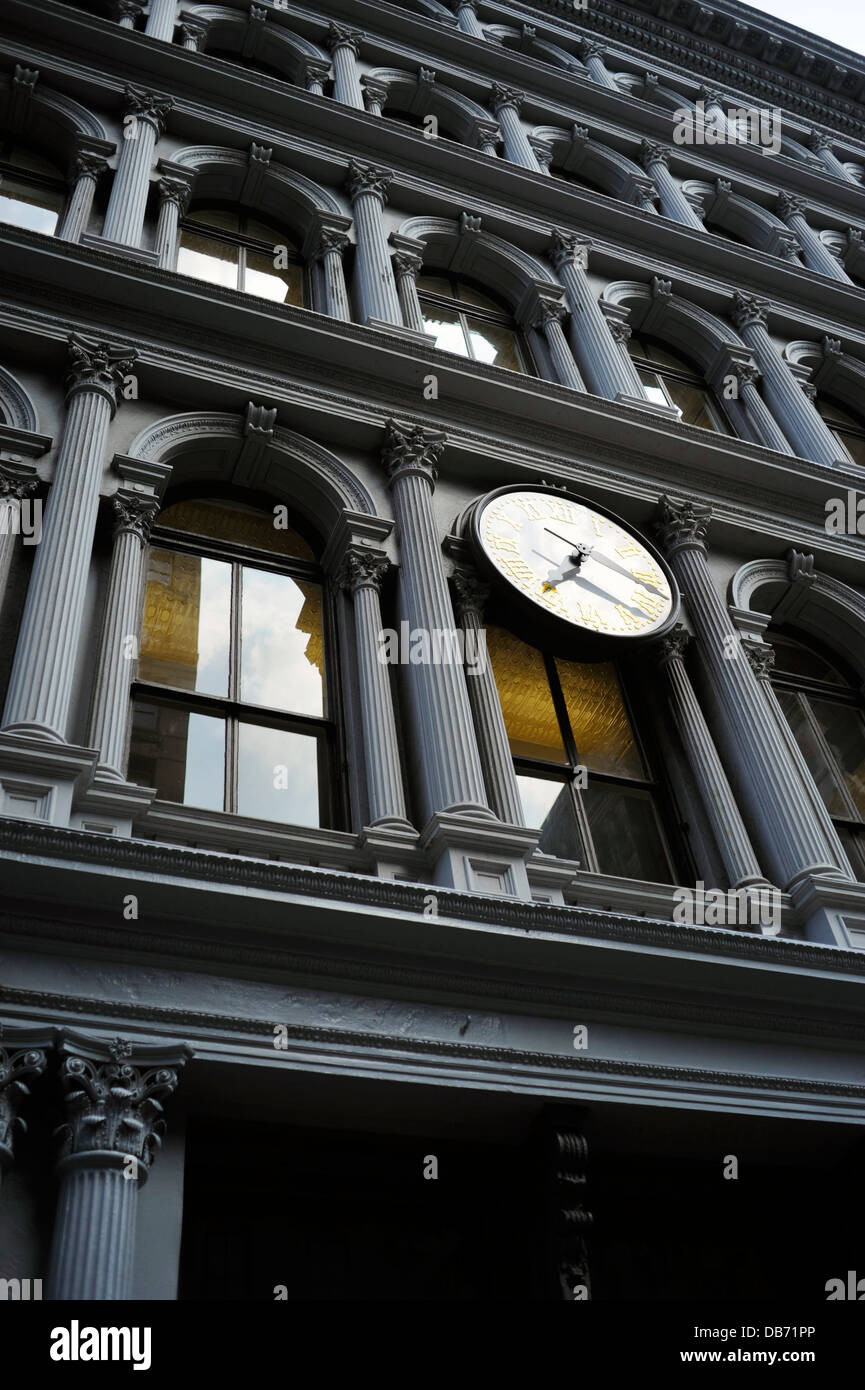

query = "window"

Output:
[[128, 497, 337, 829], [0, 140, 66, 234], [177, 208, 304, 304], [815, 395, 865, 468], [416, 273, 531, 373], [772, 631, 865, 883], [627, 333, 730, 432], [487, 625, 678, 882]]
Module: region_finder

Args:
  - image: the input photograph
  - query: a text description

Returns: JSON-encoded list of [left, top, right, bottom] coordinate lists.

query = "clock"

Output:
[[469, 485, 679, 655]]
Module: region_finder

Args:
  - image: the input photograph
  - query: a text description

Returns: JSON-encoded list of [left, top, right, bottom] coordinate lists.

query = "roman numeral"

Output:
[[616, 542, 642, 558], [615, 605, 645, 632], [631, 589, 666, 619]]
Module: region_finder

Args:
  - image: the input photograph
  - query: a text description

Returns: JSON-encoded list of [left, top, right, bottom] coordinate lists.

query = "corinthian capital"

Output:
[[654, 623, 691, 666], [346, 158, 393, 204], [451, 568, 490, 619], [744, 641, 775, 682], [655, 495, 712, 555], [381, 419, 446, 488], [548, 227, 590, 272], [776, 191, 807, 221], [809, 129, 834, 154], [326, 22, 363, 55], [123, 84, 173, 134], [71, 149, 110, 183], [65, 333, 137, 411], [490, 83, 524, 114], [53, 1032, 191, 1179], [157, 173, 193, 213], [0, 1026, 51, 1171], [730, 291, 769, 331], [640, 138, 669, 169], [112, 494, 159, 542], [0, 466, 38, 501], [340, 546, 390, 594]]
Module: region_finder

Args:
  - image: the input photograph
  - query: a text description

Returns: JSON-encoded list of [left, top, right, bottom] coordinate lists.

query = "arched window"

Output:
[[627, 333, 730, 433], [177, 208, 305, 304], [487, 626, 680, 883], [0, 139, 66, 234], [814, 395, 865, 468], [128, 496, 338, 829], [771, 631, 865, 882], [206, 49, 291, 82], [416, 273, 531, 372]]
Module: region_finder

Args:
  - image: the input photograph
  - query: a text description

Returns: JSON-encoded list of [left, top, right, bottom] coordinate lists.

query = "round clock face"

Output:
[[472, 487, 677, 643]]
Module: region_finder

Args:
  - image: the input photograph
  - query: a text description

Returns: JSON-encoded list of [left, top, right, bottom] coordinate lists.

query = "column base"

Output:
[[787, 872, 865, 947], [72, 774, 157, 837], [419, 811, 539, 898], [365, 317, 439, 346], [81, 233, 161, 266], [616, 391, 682, 420], [357, 821, 423, 880], [0, 732, 154, 834], [526, 851, 581, 904]]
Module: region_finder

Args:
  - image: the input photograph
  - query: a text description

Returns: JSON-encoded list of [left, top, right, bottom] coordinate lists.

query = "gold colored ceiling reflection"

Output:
[[158, 499, 315, 561], [486, 625, 566, 762], [139, 550, 202, 691], [555, 658, 644, 778], [293, 580, 324, 681]]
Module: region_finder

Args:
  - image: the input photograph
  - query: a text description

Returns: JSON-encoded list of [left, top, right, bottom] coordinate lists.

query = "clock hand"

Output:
[[544, 527, 666, 598]]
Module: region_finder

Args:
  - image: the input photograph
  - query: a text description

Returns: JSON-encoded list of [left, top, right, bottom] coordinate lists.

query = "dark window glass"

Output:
[[416, 273, 530, 374], [0, 140, 66, 234], [177, 209, 304, 305], [815, 396, 865, 468], [628, 333, 730, 434]]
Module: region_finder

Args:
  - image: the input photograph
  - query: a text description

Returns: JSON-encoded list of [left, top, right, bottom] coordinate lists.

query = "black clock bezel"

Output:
[[467, 484, 681, 660]]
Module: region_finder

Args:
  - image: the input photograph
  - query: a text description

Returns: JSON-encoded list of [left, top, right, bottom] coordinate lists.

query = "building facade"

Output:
[[1, 0, 865, 1301]]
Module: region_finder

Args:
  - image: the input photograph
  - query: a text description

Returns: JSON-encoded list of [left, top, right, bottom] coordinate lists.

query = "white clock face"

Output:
[[476, 489, 674, 638]]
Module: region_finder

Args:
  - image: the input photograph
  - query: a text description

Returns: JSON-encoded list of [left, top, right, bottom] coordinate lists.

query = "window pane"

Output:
[[516, 774, 582, 860], [185, 208, 241, 231], [243, 249, 304, 305], [177, 230, 238, 288], [664, 379, 726, 433], [554, 659, 645, 777], [769, 633, 847, 684], [237, 723, 320, 825], [420, 300, 468, 355], [777, 690, 848, 816], [456, 280, 505, 311], [486, 625, 567, 763], [637, 368, 672, 409], [465, 315, 523, 371], [7, 145, 64, 178], [240, 569, 324, 715], [158, 499, 316, 560], [834, 429, 865, 469], [836, 826, 865, 883], [128, 701, 225, 811], [0, 183, 61, 234], [244, 217, 295, 247], [139, 549, 231, 697], [808, 698, 865, 818], [416, 274, 454, 297], [584, 780, 673, 883]]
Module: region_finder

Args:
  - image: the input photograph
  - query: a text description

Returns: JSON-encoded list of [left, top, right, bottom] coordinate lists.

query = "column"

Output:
[[697, 87, 732, 137], [454, 0, 485, 38], [547, 229, 648, 404], [727, 360, 794, 452], [640, 141, 704, 228], [87, 496, 159, 781], [451, 569, 524, 826], [154, 169, 193, 269], [776, 192, 852, 281], [57, 146, 110, 243], [102, 87, 172, 249], [362, 79, 389, 117], [0, 1028, 50, 1194], [144, 0, 176, 41], [655, 497, 845, 891], [110, 0, 144, 27], [474, 119, 502, 157], [532, 298, 585, 390], [809, 130, 851, 181], [178, 17, 208, 51], [581, 40, 617, 89], [309, 223, 352, 321], [390, 242, 426, 333], [654, 626, 768, 889], [301, 59, 331, 96], [2, 334, 136, 741], [382, 420, 491, 821], [489, 85, 541, 172], [745, 640, 854, 878], [326, 24, 364, 109], [0, 467, 37, 615], [46, 1033, 190, 1301], [345, 160, 402, 328], [339, 548, 412, 828], [730, 293, 844, 466]]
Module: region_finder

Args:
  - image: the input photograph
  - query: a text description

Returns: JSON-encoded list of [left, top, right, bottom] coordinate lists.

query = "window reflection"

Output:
[[417, 273, 528, 373], [629, 333, 729, 433], [0, 142, 66, 234], [177, 209, 304, 305]]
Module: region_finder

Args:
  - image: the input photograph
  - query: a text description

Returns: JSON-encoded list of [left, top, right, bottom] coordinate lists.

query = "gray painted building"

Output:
[[0, 0, 864, 1301]]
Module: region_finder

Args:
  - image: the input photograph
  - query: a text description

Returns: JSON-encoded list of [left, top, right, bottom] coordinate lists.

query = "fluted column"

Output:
[[451, 569, 524, 826], [340, 549, 412, 828], [301, 58, 331, 95], [57, 147, 110, 243], [547, 230, 648, 404], [697, 87, 732, 137], [532, 297, 585, 390], [640, 141, 704, 229], [776, 192, 851, 281], [391, 245, 426, 333], [144, 0, 176, 41], [383, 421, 491, 821], [729, 360, 794, 452], [310, 224, 352, 321], [581, 40, 617, 88], [345, 160, 402, 328], [46, 1034, 190, 1301], [88, 496, 159, 780], [154, 168, 193, 269], [102, 87, 172, 249], [746, 640, 854, 878], [809, 130, 850, 180], [178, 17, 208, 50], [326, 24, 364, 109], [655, 498, 845, 891], [362, 78, 389, 118], [0, 1028, 50, 1194], [454, 0, 484, 38], [110, 0, 144, 27], [655, 626, 767, 889], [730, 293, 844, 466], [0, 467, 38, 616], [490, 85, 541, 171], [2, 335, 136, 741]]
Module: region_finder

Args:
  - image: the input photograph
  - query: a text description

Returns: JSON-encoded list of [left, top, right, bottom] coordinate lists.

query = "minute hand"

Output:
[[544, 529, 666, 598]]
